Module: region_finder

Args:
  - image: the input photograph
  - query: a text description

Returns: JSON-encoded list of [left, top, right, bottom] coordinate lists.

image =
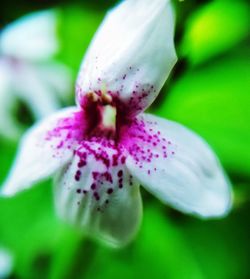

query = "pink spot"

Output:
[[107, 188, 113, 194], [117, 170, 123, 177]]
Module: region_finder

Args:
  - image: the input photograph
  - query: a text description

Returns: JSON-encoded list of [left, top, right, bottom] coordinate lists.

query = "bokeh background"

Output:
[[0, 0, 249, 278]]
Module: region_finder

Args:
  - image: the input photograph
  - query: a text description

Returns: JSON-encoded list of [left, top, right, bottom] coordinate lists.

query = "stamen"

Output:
[[102, 105, 116, 129], [100, 83, 112, 104], [87, 92, 99, 102], [101, 93, 112, 104]]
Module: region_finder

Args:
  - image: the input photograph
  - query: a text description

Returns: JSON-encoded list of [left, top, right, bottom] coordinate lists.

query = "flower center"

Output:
[[83, 92, 119, 139], [101, 105, 116, 130]]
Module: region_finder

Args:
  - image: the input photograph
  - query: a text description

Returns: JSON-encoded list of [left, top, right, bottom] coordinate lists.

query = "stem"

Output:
[[64, 238, 97, 279], [49, 233, 98, 279]]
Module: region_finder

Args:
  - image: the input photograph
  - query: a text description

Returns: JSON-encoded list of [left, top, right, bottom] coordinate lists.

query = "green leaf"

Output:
[[156, 55, 250, 178], [181, 0, 249, 65], [48, 227, 85, 279], [181, 202, 250, 279], [0, 183, 61, 279], [134, 205, 205, 279]]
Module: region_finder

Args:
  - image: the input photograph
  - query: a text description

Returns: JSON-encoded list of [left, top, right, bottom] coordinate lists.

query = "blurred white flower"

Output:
[[1, 0, 232, 247], [0, 10, 72, 139], [0, 248, 13, 279]]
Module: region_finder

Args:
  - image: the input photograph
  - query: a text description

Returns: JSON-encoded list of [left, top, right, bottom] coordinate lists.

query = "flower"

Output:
[[1, 0, 232, 247], [0, 247, 13, 278], [0, 10, 72, 139]]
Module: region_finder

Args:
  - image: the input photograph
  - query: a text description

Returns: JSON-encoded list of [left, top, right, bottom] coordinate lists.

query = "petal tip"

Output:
[[196, 184, 233, 219], [0, 185, 15, 198]]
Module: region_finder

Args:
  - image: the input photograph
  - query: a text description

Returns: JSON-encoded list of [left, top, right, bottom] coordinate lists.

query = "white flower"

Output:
[[0, 248, 13, 279], [0, 10, 72, 139], [1, 0, 232, 247]]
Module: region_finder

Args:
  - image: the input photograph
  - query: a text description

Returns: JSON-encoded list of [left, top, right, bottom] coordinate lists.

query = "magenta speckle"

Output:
[[93, 192, 100, 201], [107, 188, 113, 194], [78, 160, 86, 168], [117, 170, 123, 177], [119, 117, 175, 175]]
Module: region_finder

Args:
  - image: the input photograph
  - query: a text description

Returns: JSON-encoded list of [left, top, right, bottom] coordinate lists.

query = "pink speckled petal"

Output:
[[124, 113, 232, 218], [1, 107, 81, 197], [54, 139, 142, 247], [77, 0, 177, 116]]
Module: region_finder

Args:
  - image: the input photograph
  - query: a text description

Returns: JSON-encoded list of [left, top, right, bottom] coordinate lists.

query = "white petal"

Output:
[[1, 107, 80, 197], [0, 10, 58, 61], [12, 63, 61, 119], [77, 0, 177, 115], [54, 139, 142, 247], [123, 113, 232, 218], [0, 248, 13, 278]]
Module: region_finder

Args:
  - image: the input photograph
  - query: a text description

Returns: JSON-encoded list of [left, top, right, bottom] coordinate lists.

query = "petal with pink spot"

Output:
[[76, 0, 177, 116], [54, 139, 142, 247], [123, 113, 232, 218], [1, 107, 81, 196]]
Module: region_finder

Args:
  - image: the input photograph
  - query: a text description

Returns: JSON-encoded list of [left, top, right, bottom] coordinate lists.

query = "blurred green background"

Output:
[[0, 0, 249, 278]]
